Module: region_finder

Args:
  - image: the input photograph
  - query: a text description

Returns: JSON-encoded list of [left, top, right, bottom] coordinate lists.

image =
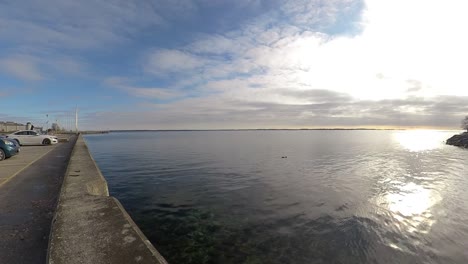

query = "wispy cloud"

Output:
[[0, 0, 164, 50], [145, 49, 210, 76], [0, 53, 89, 81], [280, 0, 364, 33], [0, 55, 43, 81], [104, 77, 181, 100]]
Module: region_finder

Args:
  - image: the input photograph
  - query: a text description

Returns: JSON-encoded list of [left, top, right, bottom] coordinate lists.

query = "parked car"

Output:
[[6, 130, 58, 146], [0, 137, 20, 161]]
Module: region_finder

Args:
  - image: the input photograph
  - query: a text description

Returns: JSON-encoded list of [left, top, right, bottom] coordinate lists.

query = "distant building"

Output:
[[0, 121, 27, 132], [51, 122, 60, 131]]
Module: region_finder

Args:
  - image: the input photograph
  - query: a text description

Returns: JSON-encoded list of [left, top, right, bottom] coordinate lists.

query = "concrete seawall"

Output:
[[48, 135, 168, 264]]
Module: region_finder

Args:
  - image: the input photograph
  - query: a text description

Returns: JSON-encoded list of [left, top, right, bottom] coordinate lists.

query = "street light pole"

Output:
[[75, 106, 78, 134]]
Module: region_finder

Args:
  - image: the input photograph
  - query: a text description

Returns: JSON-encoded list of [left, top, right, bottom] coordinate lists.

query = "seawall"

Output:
[[47, 134, 168, 264]]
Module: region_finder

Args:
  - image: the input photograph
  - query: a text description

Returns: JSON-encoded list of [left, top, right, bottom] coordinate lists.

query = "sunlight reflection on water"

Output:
[[385, 182, 440, 233], [85, 130, 468, 264], [393, 130, 447, 152]]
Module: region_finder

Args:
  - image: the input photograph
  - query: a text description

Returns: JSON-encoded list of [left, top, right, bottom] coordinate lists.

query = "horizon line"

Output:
[[101, 128, 462, 132]]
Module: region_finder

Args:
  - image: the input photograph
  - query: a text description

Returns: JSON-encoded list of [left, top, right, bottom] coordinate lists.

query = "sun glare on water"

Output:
[[384, 182, 440, 234], [375, 130, 450, 238], [393, 130, 446, 152]]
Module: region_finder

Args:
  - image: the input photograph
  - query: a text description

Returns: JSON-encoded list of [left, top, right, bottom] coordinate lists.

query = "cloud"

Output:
[[0, 53, 89, 81], [4, 0, 468, 130], [0, 0, 278, 52], [51, 57, 87, 76], [81, 94, 468, 130], [149, 0, 198, 21], [280, 0, 365, 34], [145, 49, 212, 76], [188, 34, 249, 55], [90, 0, 468, 129], [0, 55, 43, 81], [406, 80, 423, 93], [139, 0, 468, 109], [128, 88, 180, 99], [104, 77, 181, 100], [0, 0, 164, 50], [142, 0, 365, 78]]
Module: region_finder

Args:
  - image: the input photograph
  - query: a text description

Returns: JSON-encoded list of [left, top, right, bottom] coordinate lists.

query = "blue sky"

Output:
[[1, 0, 468, 130]]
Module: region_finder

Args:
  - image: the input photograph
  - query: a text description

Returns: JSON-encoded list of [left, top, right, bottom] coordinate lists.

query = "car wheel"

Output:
[[42, 139, 51, 145], [0, 149, 5, 161], [14, 139, 21, 146]]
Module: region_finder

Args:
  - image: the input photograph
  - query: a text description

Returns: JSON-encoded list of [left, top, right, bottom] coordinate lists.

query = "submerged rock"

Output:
[[446, 132, 468, 148]]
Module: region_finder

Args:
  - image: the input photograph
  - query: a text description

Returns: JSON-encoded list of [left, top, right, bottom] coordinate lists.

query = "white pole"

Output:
[[75, 106, 78, 133]]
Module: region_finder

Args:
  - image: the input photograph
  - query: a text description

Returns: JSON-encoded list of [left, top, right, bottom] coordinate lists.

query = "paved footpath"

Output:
[[0, 136, 77, 264]]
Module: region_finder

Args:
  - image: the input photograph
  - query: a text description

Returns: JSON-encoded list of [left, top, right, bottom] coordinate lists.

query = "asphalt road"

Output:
[[0, 136, 77, 264]]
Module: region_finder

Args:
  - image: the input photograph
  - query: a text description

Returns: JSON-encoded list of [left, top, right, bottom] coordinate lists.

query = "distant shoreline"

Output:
[[107, 128, 461, 133], [110, 128, 401, 132]]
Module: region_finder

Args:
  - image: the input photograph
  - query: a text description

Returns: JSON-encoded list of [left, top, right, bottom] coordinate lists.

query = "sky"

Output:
[[1, 0, 468, 130]]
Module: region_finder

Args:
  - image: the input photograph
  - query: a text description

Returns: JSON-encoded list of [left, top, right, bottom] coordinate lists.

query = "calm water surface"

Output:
[[85, 130, 468, 264]]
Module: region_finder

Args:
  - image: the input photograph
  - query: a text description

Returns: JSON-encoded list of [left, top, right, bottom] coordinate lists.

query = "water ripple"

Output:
[[85, 130, 468, 264]]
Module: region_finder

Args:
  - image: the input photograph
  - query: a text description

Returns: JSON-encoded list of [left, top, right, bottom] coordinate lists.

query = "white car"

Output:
[[7, 130, 58, 145]]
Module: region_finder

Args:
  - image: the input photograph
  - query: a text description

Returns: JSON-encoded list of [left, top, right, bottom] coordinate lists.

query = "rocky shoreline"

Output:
[[446, 132, 468, 148]]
